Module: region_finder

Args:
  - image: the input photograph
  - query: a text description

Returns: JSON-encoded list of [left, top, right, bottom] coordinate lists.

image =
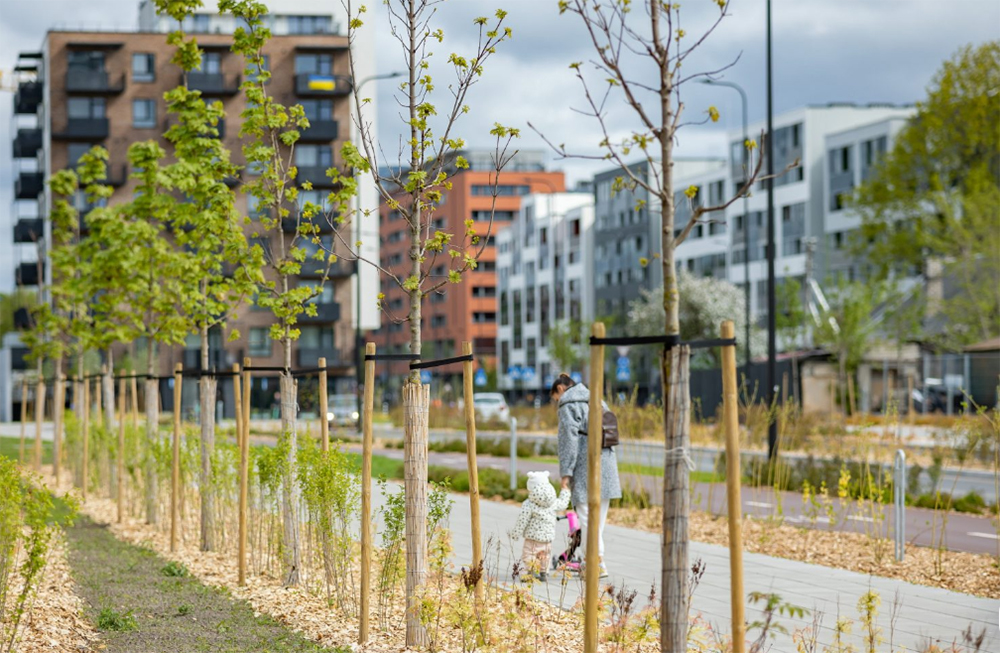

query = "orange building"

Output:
[[373, 151, 564, 398]]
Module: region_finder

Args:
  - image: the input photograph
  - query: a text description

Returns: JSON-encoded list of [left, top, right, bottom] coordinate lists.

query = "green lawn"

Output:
[[0, 435, 53, 464], [527, 455, 723, 483]]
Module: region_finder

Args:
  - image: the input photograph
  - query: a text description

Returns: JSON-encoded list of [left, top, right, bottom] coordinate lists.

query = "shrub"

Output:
[[97, 607, 138, 631], [160, 560, 189, 577]]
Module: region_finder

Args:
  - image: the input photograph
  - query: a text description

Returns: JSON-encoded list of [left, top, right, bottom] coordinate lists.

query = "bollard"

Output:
[[509, 417, 518, 491], [894, 449, 906, 562]]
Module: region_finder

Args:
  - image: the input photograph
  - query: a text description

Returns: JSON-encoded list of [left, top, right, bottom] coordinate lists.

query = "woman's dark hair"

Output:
[[549, 373, 576, 396]]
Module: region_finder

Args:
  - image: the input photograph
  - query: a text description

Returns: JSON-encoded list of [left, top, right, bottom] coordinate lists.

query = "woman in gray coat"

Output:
[[551, 373, 620, 577]]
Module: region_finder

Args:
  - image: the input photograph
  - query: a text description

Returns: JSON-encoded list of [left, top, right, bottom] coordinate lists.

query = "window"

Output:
[[171, 13, 210, 32], [472, 286, 496, 298], [68, 51, 104, 72], [295, 144, 333, 168], [526, 337, 537, 369], [248, 54, 270, 84], [132, 99, 156, 128], [67, 143, 91, 166], [431, 314, 447, 328], [132, 53, 155, 82], [295, 53, 332, 76], [471, 184, 530, 196], [526, 287, 535, 323], [473, 312, 496, 323], [478, 261, 496, 272], [298, 189, 330, 212], [513, 290, 522, 349], [299, 325, 334, 349], [300, 99, 333, 122], [430, 292, 446, 304], [500, 290, 509, 325], [198, 52, 222, 74], [471, 210, 515, 221], [249, 328, 271, 357], [288, 15, 333, 34], [68, 97, 105, 119]]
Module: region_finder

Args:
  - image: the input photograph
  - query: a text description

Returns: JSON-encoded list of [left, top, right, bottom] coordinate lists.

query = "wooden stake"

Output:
[[118, 376, 126, 523], [319, 357, 329, 452], [907, 375, 914, 423], [19, 379, 27, 464], [461, 342, 483, 598], [721, 321, 746, 652], [359, 344, 375, 644], [830, 378, 836, 416], [82, 379, 90, 499], [781, 371, 788, 406], [584, 322, 605, 653], [94, 375, 103, 425], [171, 363, 182, 553], [130, 370, 139, 429], [238, 358, 251, 585], [54, 373, 65, 485], [34, 377, 46, 472], [847, 374, 857, 417]]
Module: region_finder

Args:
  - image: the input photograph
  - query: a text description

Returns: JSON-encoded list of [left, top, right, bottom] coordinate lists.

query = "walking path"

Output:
[[415, 486, 998, 653]]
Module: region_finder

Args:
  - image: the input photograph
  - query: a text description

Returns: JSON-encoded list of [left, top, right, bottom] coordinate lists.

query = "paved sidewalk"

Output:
[[372, 483, 998, 653]]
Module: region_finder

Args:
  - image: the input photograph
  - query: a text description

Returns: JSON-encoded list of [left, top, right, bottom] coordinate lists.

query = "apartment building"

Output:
[[495, 192, 595, 394], [6, 0, 379, 418], [372, 150, 565, 398]]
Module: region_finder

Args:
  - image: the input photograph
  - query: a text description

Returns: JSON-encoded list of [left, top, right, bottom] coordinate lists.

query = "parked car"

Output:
[[327, 394, 360, 428], [474, 392, 510, 424]]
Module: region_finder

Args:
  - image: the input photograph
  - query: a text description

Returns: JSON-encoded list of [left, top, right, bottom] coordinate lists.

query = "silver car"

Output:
[[473, 392, 510, 424], [327, 394, 360, 427]]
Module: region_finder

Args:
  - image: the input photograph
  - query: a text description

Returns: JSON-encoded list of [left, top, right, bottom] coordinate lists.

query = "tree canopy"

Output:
[[854, 41, 1000, 347]]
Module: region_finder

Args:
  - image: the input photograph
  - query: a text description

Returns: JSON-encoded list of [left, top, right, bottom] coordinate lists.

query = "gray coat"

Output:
[[557, 383, 622, 506]]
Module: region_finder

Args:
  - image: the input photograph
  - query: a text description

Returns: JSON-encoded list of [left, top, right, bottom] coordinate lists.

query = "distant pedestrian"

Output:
[[551, 373, 620, 578]]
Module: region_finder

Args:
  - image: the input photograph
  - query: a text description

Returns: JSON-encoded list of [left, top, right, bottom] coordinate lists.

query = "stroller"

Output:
[[551, 510, 582, 573]]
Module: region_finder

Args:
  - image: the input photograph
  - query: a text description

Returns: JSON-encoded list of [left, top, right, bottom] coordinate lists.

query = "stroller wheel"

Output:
[[551, 555, 559, 570]]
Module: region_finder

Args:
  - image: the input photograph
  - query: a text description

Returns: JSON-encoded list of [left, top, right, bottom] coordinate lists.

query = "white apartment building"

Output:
[[671, 103, 915, 317], [496, 192, 595, 393]]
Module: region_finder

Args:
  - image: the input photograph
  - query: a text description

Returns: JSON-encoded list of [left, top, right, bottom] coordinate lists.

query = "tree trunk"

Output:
[[200, 325, 216, 551], [402, 381, 429, 647], [661, 345, 691, 652], [54, 356, 64, 486], [103, 350, 116, 434], [145, 342, 159, 524], [76, 353, 85, 488], [279, 359, 301, 586]]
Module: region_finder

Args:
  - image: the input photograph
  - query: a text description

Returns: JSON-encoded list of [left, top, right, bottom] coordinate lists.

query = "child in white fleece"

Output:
[[509, 470, 571, 581]]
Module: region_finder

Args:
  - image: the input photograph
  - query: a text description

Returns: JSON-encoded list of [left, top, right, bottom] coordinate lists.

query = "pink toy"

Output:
[[551, 510, 582, 573]]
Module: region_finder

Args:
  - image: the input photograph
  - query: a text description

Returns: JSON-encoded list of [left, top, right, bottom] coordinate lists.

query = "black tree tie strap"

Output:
[[409, 354, 474, 370], [365, 353, 420, 362], [588, 334, 736, 350]]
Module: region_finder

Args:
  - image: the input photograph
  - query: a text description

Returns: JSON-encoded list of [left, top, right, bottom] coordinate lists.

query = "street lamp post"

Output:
[[765, 0, 778, 460], [352, 71, 405, 432], [701, 78, 751, 375]]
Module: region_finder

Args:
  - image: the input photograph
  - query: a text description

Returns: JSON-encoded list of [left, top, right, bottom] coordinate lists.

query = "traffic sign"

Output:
[[474, 368, 487, 387], [420, 369, 432, 384], [522, 366, 536, 383], [507, 365, 522, 381], [616, 356, 631, 383]]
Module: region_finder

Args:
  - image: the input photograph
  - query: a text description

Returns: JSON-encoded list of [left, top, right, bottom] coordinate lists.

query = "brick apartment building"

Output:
[[6, 0, 380, 420], [372, 151, 564, 400]]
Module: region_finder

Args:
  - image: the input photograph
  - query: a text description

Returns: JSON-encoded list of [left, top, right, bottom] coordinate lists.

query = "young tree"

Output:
[[155, 1, 261, 548], [548, 319, 590, 373], [854, 42, 1000, 348], [536, 2, 768, 648], [628, 272, 765, 370], [221, 0, 346, 586], [335, 1, 517, 644], [813, 279, 884, 413]]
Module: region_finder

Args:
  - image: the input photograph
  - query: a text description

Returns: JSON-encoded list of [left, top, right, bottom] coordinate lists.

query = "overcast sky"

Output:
[[1, 0, 998, 292]]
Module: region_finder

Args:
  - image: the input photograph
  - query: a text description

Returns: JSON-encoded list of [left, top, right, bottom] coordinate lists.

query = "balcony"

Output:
[[298, 258, 355, 280], [14, 81, 42, 114], [296, 166, 336, 188], [15, 171, 44, 199], [187, 72, 241, 96], [182, 348, 241, 371], [300, 301, 340, 324], [13, 128, 42, 158], [14, 218, 44, 243], [281, 216, 334, 234], [66, 70, 125, 95], [300, 119, 338, 142], [53, 118, 110, 141], [295, 74, 352, 97], [297, 347, 346, 368], [16, 262, 43, 287]]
